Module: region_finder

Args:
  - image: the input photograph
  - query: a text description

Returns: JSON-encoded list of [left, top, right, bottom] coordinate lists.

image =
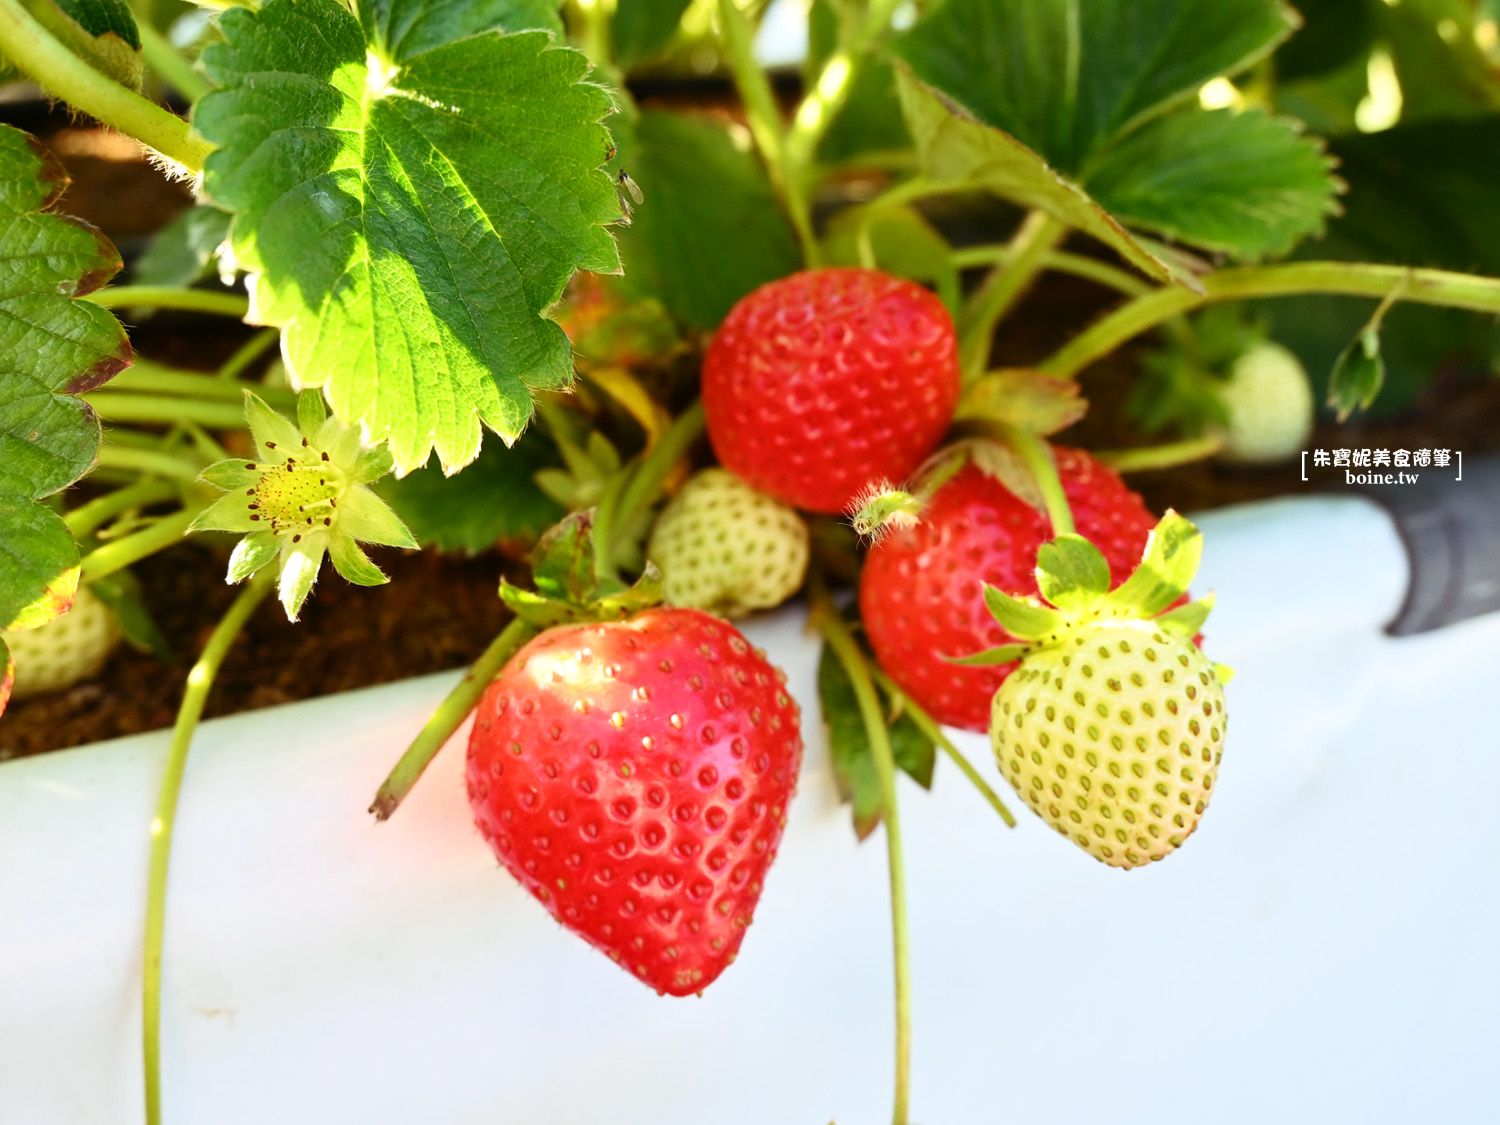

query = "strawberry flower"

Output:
[[190, 391, 416, 621]]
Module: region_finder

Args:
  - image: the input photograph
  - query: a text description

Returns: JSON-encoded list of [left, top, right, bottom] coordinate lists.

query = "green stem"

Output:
[[79, 505, 202, 584], [812, 594, 911, 1125], [136, 18, 212, 102], [591, 470, 628, 587], [610, 399, 706, 556], [715, 0, 819, 265], [64, 477, 179, 537], [87, 393, 250, 430], [109, 360, 297, 407], [85, 287, 249, 318], [0, 0, 212, 170], [1095, 434, 1226, 474], [784, 0, 903, 171], [959, 212, 1068, 381], [143, 571, 272, 1125], [870, 666, 1015, 828], [370, 618, 540, 821], [1040, 262, 1500, 379], [216, 327, 281, 380], [983, 422, 1074, 537], [94, 444, 206, 482]]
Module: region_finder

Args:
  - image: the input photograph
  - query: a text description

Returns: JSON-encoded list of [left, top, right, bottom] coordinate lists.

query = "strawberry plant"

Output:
[[3, 1, 1499, 1122]]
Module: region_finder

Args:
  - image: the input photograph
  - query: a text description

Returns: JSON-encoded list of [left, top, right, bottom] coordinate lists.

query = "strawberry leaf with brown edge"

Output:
[[194, 0, 622, 476], [0, 125, 130, 633], [818, 639, 936, 841], [955, 369, 1088, 436]]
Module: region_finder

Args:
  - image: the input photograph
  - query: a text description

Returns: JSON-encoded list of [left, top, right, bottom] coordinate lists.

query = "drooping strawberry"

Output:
[[702, 268, 961, 514], [961, 515, 1230, 868], [859, 447, 1163, 733], [467, 607, 801, 995]]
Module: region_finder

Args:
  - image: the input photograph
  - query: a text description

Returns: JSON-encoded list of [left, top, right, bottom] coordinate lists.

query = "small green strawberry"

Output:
[[955, 513, 1230, 869], [1, 586, 120, 699], [1215, 341, 1314, 464], [647, 469, 809, 619]]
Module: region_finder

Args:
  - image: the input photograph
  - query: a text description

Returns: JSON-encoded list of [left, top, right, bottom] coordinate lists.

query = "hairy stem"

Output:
[[370, 618, 540, 821], [86, 287, 250, 317], [1040, 262, 1500, 379], [143, 571, 272, 1125], [812, 595, 912, 1125], [110, 359, 296, 407], [870, 667, 1015, 828], [959, 212, 1068, 381], [137, 18, 212, 103], [86, 393, 251, 430], [715, 0, 819, 265], [217, 327, 282, 380], [64, 478, 180, 537], [78, 505, 201, 583], [0, 0, 212, 170], [94, 445, 206, 482], [1095, 434, 1227, 474]]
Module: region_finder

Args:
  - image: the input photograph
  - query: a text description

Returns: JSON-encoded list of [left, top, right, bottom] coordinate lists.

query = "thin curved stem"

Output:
[[715, 0, 819, 265], [86, 287, 250, 317], [137, 18, 213, 103], [93, 445, 205, 482], [870, 667, 1015, 828], [959, 212, 1068, 381], [64, 478, 180, 537], [78, 505, 202, 584], [217, 327, 282, 380], [785, 0, 903, 171], [1040, 262, 1500, 379], [976, 422, 1074, 537], [109, 360, 296, 407], [86, 393, 250, 430], [370, 618, 540, 821], [611, 399, 706, 554], [1095, 434, 1226, 474], [812, 593, 911, 1125], [0, 0, 212, 170], [143, 571, 272, 1125]]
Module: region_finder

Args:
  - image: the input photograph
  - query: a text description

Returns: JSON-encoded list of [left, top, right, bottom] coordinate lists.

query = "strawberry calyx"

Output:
[[499, 510, 663, 628], [951, 511, 1231, 683]]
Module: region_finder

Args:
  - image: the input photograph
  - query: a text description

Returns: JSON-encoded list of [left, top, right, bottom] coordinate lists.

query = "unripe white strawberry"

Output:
[[992, 620, 1226, 868], [1216, 341, 1314, 464], [955, 512, 1231, 870], [648, 469, 809, 618], [1, 586, 120, 699]]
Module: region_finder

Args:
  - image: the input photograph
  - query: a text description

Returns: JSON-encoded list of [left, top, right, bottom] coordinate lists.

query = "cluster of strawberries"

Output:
[[467, 268, 1227, 996]]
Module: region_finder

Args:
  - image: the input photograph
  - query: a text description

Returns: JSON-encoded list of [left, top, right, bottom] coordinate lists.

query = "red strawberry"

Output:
[[466, 607, 802, 996], [859, 449, 1163, 733], [703, 268, 961, 514]]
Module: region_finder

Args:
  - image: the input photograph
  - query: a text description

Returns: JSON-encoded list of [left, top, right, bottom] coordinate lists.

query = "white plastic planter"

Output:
[[3, 494, 1498, 1124]]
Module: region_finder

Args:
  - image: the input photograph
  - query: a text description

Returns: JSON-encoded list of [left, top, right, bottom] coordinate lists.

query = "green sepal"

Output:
[[945, 642, 1030, 667], [1105, 511, 1203, 617], [1035, 535, 1111, 611], [199, 459, 262, 490], [1328, 325, 1384, 422], [499, 580, 577, 628], [88, 571, 172, 662], [226, 531, 279, 583], [297, 388, 327, 436], [1154, 591, 1215, 639], [189, 490, 257, 535], [350, 445, 395, 486], [531, 510, 601, 605], [243, 390, 301, 456], [981, 585, 1063, 641], [328, 534, 388, 587], [508, 511, 665, 626], [276, 532, 327, 622], [1213, 663, 1236, 687], [591, 563, 664, 621], [337, 488, 417, 549]]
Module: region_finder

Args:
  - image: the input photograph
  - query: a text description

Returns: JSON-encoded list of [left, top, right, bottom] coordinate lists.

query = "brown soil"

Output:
[[5, 115, 1498, 760]]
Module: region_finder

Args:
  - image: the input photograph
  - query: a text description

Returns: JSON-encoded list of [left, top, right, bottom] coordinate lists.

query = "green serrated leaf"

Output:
[[1035, 535, 1112, 610], [195, 0, 621, 475], [1328, 326, 1384, 422], [819, 641, 935, 841], [362, 0, 563, 55], [981, 584, 1063, 641], [0, 126, 128, 632], [1087, 108, 1342, 261], [375, 427, 563, 553], [613, 109, 801, 330], [893, 0, 1297, 175], [1106, 511, 1204, 617], [893, 68, 1178, 285], [612, 0, 691, 69]]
